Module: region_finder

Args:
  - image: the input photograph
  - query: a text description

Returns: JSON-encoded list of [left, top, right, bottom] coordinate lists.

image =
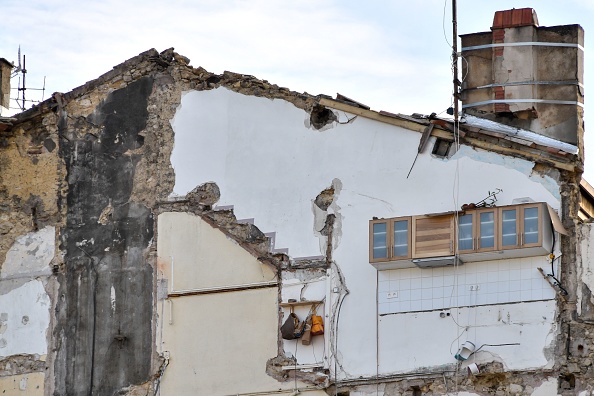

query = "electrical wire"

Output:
[[331, 263, 350, 395], [442, 0, 452, 49]]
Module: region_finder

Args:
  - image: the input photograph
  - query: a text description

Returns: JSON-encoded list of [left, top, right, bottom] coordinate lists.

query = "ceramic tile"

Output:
[[497, 270, 510, 282], [509, 280, 522, 292], [509, 260, 523, 270], [477, 272, 490, 284], [485, 293, 499, 305], [422, 288, 433, 300], [389, 302, 401, 312], [498, 292, 511, 304], [410, 300, 422, 311], [531, 288, 543, 300], [399, 289, 411, 301], [521, 267, 534, 280], [378, 281, 390, 293], [400, 300, 411, 311], [422, 277, 433, 289], [443, 275, 455, 287], [542, 287, 555, 300], [509, 291, 521, 301], [411, 289, 422, 300], [378, 302, 390, 315], [399, 278, 411, 290], [498, 281, 510, 293], [476, 293, 488, 305], [486, 282, 498, 294], [433, 276, 444, 287], [433, 298, 445, 310], [410, 278, 422, 290], [378, 272, 390, 283], [531, 278, 543, 290]]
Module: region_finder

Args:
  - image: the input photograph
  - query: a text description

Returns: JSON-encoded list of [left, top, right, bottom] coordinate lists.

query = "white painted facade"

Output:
[[0, 227, 54, 360], [169, 87, 563, 383]]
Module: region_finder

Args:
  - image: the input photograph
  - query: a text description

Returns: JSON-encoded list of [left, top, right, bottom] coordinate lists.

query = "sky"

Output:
[[2, 0, 593, 178]]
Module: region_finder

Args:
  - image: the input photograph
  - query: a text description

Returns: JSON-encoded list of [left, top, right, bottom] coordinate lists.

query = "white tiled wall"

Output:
[[378, 257, 557, 314]]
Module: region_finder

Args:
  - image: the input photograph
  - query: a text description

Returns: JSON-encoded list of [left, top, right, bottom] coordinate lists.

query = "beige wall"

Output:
[[159, 288, 285, 395], [157, 212, 276, 292], [157, 212, 323, 395], [0, 373, 44, 396]]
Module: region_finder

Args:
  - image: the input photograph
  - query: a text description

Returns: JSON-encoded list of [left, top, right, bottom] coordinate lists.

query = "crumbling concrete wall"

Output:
[[53, 76, 156, 395], [0, 82, 62, 394]]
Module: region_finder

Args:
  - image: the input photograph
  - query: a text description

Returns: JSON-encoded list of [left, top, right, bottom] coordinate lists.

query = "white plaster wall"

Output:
[[0, 227, 54, 359], [171, 88, 559, 259], [0, 280, 50, 357], [157, 212, 276, 292], [170, 88, 561, 379], [1, 226, 54, 280], [379, 300, 556, 372]]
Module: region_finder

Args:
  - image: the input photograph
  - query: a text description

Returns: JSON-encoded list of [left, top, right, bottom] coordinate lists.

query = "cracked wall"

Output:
[[0, 45, 589, 396]]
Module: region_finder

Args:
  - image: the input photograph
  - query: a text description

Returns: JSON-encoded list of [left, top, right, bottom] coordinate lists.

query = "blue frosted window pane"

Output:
[[502, 209, 517, 246], [524, 207, 539, 244], [373, 222, 388, 259], [458, 214, 473, 250], [393, 220, 408, 256], [480, 211, 495, 248]]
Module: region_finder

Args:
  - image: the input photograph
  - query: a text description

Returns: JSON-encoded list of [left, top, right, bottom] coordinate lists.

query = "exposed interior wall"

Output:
[[0, 46, 588, 395], [156, 211, 276, 291], [170, 87, 563, 383], [157, 212, 326, 395], [0, 85, 62, 394]]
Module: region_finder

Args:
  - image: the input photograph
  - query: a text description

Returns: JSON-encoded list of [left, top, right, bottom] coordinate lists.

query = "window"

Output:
[[370, 202, 554, 270], [369, 217, 411, 263]]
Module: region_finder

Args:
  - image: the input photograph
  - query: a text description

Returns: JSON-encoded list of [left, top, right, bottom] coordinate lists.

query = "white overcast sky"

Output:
[[2, 0, 594, 179]]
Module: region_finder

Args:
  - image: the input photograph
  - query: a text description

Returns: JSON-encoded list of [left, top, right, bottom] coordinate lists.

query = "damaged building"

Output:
[[1, 7, 594, 396]]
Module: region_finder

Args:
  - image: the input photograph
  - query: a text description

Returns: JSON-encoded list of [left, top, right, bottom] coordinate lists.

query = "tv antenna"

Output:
[[11, 46, 46, 111]]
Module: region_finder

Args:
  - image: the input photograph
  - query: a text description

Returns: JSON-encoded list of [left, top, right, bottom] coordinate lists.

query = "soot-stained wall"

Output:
[[54, 77, 155, 395]]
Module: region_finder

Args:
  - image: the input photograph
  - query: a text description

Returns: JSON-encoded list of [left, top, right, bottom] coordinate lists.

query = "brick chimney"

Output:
[[0, 58, 13, 116], [460, 9, 584, 146]]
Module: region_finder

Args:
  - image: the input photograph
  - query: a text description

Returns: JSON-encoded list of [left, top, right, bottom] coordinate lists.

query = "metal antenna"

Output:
[[452, 0, 459, 124], [9, 47, 48, 111], [19, 54, 27, 110]]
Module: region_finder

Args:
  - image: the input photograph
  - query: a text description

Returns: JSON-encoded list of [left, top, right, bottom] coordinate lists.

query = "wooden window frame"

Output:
[[369, 217, 411, 263], [476, 207, 499, 252], [520, 203, 543, 248], [498, 206, 520, 250]]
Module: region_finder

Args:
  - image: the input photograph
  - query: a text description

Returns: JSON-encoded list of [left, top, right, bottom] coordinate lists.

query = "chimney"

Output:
[[0, 58, 13, 116], [460, 8, 584, 146]]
